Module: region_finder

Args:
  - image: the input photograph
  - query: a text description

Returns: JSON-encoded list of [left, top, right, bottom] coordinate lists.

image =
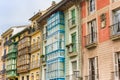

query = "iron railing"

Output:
[[30, 42, 40, 53], [111, 71, 120, 80], [18, 41, 30, 50], [84, 32, 97, 47], [17, 64, 30, 73], [30, 59, 40, 70], [110, 22, 120, 37], [66, 74, 80, 80]]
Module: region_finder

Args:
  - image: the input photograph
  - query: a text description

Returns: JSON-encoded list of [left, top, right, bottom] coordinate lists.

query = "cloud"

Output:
[[0, 0, 61, 35]]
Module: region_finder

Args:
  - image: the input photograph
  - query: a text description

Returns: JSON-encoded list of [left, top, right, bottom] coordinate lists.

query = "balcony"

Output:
[[110, 22, 120, 40], [66, 43, 77, 58], [18, 48, 29, 56], [1, 54, 6, 61], [30, 59, 40, 70], [18, 41, 30, 50], [4, 39, 12, 46], [85, 74, 99, 80], [111, 71, 120, 80], [30, 42, 41, 53], [84, 32, 97, 49], [66, 71, 80, 80], [17, 64, 30, 73], [68, 17, 76, 29]]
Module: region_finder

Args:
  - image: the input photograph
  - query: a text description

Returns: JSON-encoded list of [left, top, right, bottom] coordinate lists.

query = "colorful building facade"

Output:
[[17, 26, 31, 80], [81, 0, 120, 80], [1, 28, 14, 80], [29, 11, 45, 80], [46, 11, 65, 80]]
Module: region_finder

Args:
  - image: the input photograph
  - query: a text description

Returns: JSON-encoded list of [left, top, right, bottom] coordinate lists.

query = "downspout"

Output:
[[75, 0, 82, 80]]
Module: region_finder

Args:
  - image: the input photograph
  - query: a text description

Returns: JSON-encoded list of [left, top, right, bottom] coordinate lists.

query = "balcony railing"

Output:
[[18, 48, 29, 56], [17, 64, 29, 73], [66, 74, 81, 80], [66, 43, 77, 57], [30, 59, 40, 70], [85, 74, 99, 80], [30, 42, 41, 53], [1, 54, 6, 61], [111, 71, 120, 80], [84, 32, 97, 49], [18, 41, 30, 50], [68, 17, 76, 29], [110, 22, 120, 40], [4, 39, 12, 46], [88, 4, 95, 15]]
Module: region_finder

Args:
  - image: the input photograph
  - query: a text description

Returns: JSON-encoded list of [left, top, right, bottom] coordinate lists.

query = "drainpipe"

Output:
[[74, 0, 82, 80]]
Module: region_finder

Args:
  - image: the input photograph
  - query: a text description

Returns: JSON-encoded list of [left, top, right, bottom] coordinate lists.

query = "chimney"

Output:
[[52, 1, 56, 6]]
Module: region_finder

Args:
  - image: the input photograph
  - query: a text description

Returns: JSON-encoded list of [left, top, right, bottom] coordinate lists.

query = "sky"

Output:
[[0, 0, 61, 35]]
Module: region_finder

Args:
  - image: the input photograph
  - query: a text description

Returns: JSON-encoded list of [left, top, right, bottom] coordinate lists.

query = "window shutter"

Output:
[[95, 57, 98, 80], [89, 59, 92, 80], [114, 53, 118, 79]]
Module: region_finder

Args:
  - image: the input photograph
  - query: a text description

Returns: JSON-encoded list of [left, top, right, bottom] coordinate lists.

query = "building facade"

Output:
[[1, 28, 14, 80], [0, 37, 3, 80], [64, 2, 81, 80], [29, 11, 45, 80], [81, 0, 120, 80], [17, 26, 31, 80], [6, 26, 27, 80]]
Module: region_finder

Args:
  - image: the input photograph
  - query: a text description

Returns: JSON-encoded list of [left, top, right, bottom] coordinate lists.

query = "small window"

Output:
[[22, 76, 24, 80], [71, 9, 76, 25], [36, 72, 39, 80], [88, 0, 95, 14], [27, 75, 29, 80], [71, 32, 76, 52], [72, 61, 77, 72], [31, 73, 34, 80]]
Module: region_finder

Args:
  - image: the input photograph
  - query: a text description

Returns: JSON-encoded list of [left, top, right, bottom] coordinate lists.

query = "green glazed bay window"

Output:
[[8, 43, 17, 54], [71, 32, 76, 52], [7, 59, 16, 71]]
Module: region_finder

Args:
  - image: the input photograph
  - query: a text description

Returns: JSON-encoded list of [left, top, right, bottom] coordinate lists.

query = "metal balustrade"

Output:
[[110, 22, 120, 40], [30, 42, 40, 53], [84, 32, 97, 48], [30, 59, 40, 70]]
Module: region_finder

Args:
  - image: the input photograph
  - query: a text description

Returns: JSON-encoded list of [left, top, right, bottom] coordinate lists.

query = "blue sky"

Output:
[[0, 0, 61, 35]]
